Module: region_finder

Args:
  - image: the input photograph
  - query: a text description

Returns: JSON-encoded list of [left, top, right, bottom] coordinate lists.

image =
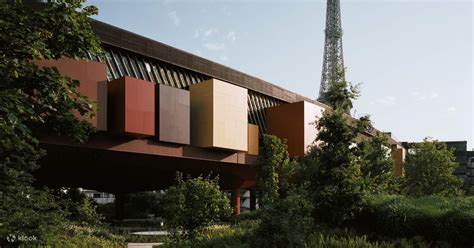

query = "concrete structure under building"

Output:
[[35, 20, 406, 215]]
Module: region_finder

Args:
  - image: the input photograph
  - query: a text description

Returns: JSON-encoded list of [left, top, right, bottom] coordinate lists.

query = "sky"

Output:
[[87, 0, 473, 149]]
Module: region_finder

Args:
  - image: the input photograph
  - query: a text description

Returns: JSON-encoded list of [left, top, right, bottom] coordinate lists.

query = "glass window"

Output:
[[129, 56, 144, 80], [158, 64, 169, 86], [123, 55, 136, 78], [105, 50, 119, 79], [137, 59, 151, 81], [151, 64, 161, 84], [164, 66, 176, 87], [112, 51, 125, 77]]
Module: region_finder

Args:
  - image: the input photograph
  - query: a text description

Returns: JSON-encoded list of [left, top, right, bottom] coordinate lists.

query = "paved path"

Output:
[[127, 243, 163, 248], [131, 231, 168, 235]]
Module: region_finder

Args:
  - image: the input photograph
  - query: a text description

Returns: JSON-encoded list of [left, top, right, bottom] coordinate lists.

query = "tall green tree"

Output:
[[404, 138, 463, 196], [358, 133, 399, 193], [306, 67, 369, 224], [255, 134, 295, 205], [0, 1, 102, 243]]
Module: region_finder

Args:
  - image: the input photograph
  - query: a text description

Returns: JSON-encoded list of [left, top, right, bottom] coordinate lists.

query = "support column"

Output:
[[231, 188, 241, 215]]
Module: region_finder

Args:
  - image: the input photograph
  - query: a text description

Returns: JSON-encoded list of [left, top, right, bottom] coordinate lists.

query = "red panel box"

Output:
[[108, 76, 155, 137], [34, 58, 108, 130]]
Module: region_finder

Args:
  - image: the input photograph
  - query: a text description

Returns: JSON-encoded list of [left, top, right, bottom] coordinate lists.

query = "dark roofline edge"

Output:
[[91, 19, 327, 108]]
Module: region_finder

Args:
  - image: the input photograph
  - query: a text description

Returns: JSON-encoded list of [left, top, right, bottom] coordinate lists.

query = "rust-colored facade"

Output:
[[35, 19, 406, 215], [266, 101, 324, 157], [108, 76, 155, 137], [34, 58, 108, 130]]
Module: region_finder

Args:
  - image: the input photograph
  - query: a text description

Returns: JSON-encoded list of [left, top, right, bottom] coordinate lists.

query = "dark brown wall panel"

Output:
[[108, 76, 154, 137], [156, 84, 190, 145]]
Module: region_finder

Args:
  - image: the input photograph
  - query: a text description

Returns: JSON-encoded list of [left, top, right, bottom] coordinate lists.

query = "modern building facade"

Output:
[[35, 20, 406, 214]]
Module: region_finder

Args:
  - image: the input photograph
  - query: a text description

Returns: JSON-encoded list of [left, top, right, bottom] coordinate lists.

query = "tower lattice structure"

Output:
[[319, 0, 345, 101]]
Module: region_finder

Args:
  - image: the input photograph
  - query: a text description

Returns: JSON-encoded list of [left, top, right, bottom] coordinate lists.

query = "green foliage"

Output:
[[358, 194, 474, 246], [163, 172, 232, 240], [44, 224, 125, 248], [123, 191, 164, 219], [304, 231, 431, 248], [0, 1, 103, 244], [404, 138, 464, 196], [255, 134, 296, 205], [161, 220, 258, 248], [358, 133, 399, 193], [253, 189, 314, 248], [318, 67, 360, 114], [305, 107, 369, 224]]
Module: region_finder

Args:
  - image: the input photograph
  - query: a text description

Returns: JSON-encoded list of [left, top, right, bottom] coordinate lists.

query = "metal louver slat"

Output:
[[158, 63, 170, 86], [164, 65, 176, 87]]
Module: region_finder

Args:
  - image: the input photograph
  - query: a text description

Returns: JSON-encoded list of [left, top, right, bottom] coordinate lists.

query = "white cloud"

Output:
[[204, 42, 226, 51], [410, 89, 439, 101], [168, 11, 180, 26], [224, 31, 237, 43], [375, 96, 396, 106], [204, 28, 218, 38], [447, 107, 457, 112]]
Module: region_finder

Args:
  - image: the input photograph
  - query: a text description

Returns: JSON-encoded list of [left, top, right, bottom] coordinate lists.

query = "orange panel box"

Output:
[[266, 101, 324, 157]]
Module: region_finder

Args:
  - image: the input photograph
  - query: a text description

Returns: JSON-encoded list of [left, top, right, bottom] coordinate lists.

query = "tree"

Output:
[[358, 133, 399, 193], [253, 188, 313, 248], [255, 135, 296, 205], [163, 173, 232, 240], [0, 1, 102, 243], [318, 67, 359, 114], [306, 67, 369, 224], [404, 138, 463, 196]]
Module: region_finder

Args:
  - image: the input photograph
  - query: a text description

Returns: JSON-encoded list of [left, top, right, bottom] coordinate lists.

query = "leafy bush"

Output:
[[230, 209, 262, 224], [357, 194, 474, 246], [45, 224, 125, 247], [161, 220, 258, 248], [404, 139, 464, 196], [252, 189, 314, 248], [163, 172, 232, 240]]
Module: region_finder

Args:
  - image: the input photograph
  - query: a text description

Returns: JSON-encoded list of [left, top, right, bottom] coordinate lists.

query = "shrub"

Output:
[[357, 194, 474, 246], [161, 220, 258, 248], [404, 138, 464, 196], [45, 224, 125, 247], [253, 189, 314, 248], [163, 172, 232, 240]]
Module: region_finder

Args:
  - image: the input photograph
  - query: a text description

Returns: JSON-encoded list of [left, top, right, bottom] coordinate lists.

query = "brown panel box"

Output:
[[155, 84, 190, 145], [108, 76, 154, 137], [34, 58, 108, 130], [266, 101, 324, 157], [248, 124, 259, 155]]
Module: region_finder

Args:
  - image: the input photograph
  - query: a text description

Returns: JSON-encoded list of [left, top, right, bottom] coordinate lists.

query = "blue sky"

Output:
[[88, 0, 473, 149]]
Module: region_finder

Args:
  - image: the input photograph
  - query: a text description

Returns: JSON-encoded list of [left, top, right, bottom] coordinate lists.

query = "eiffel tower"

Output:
[[318, 0, 345, 102]]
